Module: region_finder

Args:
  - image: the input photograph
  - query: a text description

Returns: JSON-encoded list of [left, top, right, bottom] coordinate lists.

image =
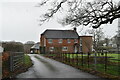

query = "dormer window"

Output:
[[67, 39, 71, 43], [58, 39, 63, 43], [48, 39, 53, 43]]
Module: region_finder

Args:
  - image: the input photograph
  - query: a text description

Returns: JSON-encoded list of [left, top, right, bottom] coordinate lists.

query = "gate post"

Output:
[[0, 45, 3, 79], [10, 52, 13, 72]]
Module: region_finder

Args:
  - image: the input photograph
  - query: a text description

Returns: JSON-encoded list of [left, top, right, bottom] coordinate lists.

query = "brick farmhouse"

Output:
[[40, 28, 92, 54]]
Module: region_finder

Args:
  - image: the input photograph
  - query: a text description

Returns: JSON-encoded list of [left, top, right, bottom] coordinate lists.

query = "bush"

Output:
[[2, 41, 24, 52]]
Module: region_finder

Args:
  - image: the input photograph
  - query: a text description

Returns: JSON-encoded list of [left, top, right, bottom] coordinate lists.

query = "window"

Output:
[[67, 39, 71, 43], [80, 38, 82, 46], [58, 39, 63, 43], [62, 46, 68, 51], [74, 39, 78, 43], [48, 39, 53, 43], [49, 47, 54, 52], [80, 46, 82, 51]]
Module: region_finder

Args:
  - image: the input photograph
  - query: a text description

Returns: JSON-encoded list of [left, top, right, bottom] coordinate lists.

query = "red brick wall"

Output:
[[80, 36, 92, 53], [40, 34, 46, 47], [46, 39, 78, 53]]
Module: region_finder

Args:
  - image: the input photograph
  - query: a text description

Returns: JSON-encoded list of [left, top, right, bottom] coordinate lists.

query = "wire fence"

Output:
[[44, 52, 120, 77]]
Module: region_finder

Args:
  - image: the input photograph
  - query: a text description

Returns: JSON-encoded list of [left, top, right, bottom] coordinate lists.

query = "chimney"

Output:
[[74, 27, 77, 32]]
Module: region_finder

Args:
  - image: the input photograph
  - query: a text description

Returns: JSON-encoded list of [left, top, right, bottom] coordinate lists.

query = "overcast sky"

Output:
[[0, 0, 119, 43]]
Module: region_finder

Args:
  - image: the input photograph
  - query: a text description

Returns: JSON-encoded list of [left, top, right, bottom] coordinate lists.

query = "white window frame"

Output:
[[49, 47, 54, 52], [62, 46, 68, 51], [58, 39, 63, 43], [67, 39, 71, 43], [80, 38, 82, 46], [74, 39, 78, 43], [48, 39, 53, 43]]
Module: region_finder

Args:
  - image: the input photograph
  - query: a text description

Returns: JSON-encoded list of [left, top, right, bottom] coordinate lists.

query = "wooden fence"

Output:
[[2, 52, 24, 78], [9, 52, 24, 72]]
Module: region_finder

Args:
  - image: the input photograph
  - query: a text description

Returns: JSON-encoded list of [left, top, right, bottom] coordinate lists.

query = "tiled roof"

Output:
[[42, 29, 79, 39]]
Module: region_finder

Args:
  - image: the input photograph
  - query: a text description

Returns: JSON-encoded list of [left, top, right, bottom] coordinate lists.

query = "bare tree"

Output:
[[85, 28, 104, 51], [39, 0, 120, 28], [24, 41, 35, 54]]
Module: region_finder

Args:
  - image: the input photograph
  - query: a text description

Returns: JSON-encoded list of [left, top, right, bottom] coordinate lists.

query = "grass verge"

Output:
[[11, 54, 33, 78], [24, 54, 33, 68], [7, 54, 33, 78]]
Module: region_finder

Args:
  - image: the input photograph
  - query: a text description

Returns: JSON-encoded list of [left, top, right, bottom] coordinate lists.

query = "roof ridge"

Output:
[[46, 29, 73, 31], [41, 29, 74, 35]]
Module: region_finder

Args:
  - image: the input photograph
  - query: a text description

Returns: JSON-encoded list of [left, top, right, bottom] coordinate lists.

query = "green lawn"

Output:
[[107, 54, 119, 59], [43, 53, 120, 62], [63, 53, 120, 61], [64, 53, 88, 58], [79, 63, 119, 76], [65, 53, 119, 58], [94, 64, 119, 76], [97, 53, 120, 62]]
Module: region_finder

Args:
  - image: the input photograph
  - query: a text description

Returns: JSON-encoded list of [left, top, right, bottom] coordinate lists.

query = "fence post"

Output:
[[10, 52, 13, 72], [78, 53, 79, 66], [94, 51, 97, 70], [76, 52, 78, 66], [71, 53, 72, 65], [68, 52, 70, 64], [66, 53, 68, 62], [65, 53, 66, 63], [62, 53, 63, 62], [73, 53, 74, 65], [105, 51, 107, 72], [62, 53, 64, 62], [61, 53, 62, 62], [81, 52, 83, 67], [88, 52, 90, 68], [63, 53, 65, 63], [60, 53, 62, 62], [74, 53, 75, 65]]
